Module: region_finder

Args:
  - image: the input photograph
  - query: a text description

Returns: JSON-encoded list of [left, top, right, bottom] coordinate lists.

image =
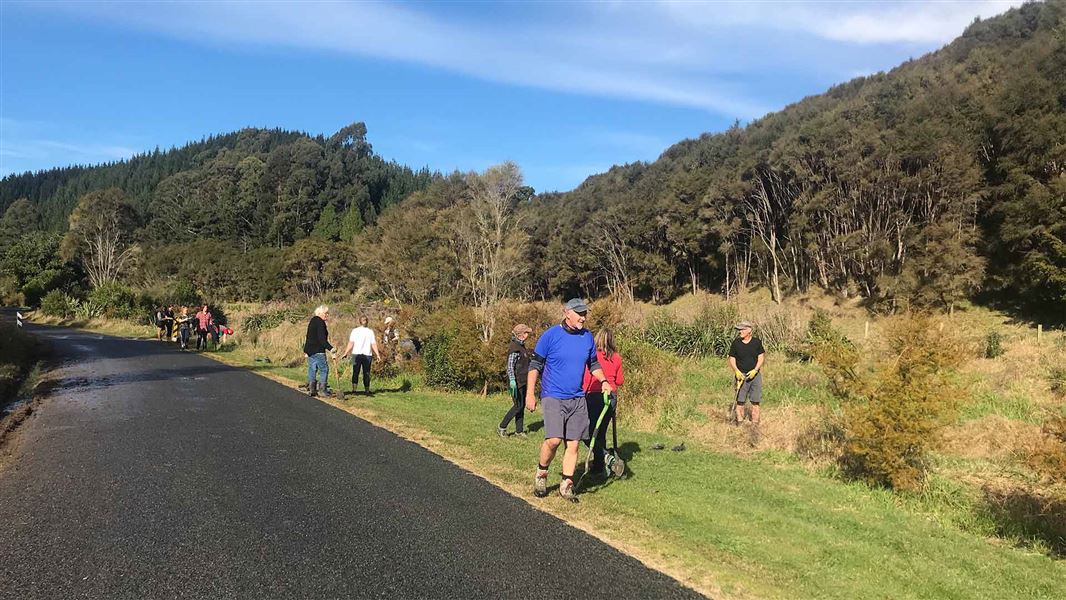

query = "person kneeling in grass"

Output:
[[526, 298, 612, 503]]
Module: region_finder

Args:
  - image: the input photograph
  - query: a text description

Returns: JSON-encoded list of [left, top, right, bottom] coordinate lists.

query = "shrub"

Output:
[[40, 289, 78, 318], [1049, 367, 1066, 397], [73, 299, 106, 320], [804, 310, 862, 399], [614, 335, 681, 426], [1028, 413, 1066, 485], [984, 329, 1005, 358], [88, 283, 142, 319], [640, 303, 737, 359], [837, 314, 967, 492], [419, 307, 496, 391], [243, 308, 306, 332], [754, 307, 805, 355]]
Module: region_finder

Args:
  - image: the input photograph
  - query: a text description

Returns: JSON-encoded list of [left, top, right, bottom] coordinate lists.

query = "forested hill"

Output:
[[0, 123, 438, 246], [534, 0, 1065, 317], [1, 2, 1063, 321]]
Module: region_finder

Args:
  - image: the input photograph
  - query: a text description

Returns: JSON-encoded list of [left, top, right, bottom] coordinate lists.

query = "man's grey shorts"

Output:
[[737, 373, 763, 405], [542, 396, 590, 440]]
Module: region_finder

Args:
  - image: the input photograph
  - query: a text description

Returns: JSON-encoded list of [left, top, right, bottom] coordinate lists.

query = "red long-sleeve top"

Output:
[[583, 350, 623, 394]]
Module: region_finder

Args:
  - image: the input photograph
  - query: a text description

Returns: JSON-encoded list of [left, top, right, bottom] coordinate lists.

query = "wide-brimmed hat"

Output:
[[734, 320, 754, 330]]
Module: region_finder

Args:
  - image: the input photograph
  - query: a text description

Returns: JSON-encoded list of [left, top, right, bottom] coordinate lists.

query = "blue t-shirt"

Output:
[[533, 324, 598, 399]]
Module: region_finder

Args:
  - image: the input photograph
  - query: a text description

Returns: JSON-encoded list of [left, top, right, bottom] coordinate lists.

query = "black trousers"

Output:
[[196, 329, 209, 350], [352, 355, 372, 391], [499, 385, 526, 433], [584, 392, 615, 470]]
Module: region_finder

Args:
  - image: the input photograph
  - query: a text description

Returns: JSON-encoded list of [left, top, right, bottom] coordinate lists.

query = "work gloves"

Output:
[[734, 370, 745, 382], [745, 369, 760, 381], [509, 379, 517, 397]]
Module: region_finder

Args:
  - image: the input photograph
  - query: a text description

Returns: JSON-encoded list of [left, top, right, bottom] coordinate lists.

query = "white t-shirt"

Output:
[[348, 326, 377, 356]]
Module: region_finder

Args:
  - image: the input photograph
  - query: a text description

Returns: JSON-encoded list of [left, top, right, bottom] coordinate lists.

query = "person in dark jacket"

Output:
[[303, 305, 336, 397], [498, 324, 533, 437]]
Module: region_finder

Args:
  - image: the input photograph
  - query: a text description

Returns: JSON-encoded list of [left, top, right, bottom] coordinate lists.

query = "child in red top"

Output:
[[583, 328, 623, 475]]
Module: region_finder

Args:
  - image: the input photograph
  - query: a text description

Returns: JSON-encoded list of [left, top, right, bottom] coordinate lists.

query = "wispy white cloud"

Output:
[[0, 118, 140, 175], [659, 1, 1022, 45], [32, 1, 1020, 118]]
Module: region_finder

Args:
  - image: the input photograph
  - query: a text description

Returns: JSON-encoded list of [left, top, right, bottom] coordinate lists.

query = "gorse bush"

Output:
[[837, 314, 967, 492], [984, 329, 1005, 358]]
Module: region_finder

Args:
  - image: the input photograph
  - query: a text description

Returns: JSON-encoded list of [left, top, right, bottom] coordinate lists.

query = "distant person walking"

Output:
[[583, 328, 624, 477], [498, 324, 533, 437], [163, 305, 175, 342], [154, 306, 166, 341], [526, 298, 613, 502], [303, 305, 336, 398], [176, 306, 193, 350], [728, 320, 765, 425], [341, 316, 380, 395], [195, 304, 212, 351]]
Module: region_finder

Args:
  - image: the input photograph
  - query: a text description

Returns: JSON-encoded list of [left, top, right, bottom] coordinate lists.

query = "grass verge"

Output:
[[203, 343, 1065, 600]]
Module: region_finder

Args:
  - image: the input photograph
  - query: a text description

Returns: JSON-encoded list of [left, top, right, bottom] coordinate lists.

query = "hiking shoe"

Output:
[[558, 480, 579, 503], [496, 426, 508, 438], [533, 472, 548, 498]]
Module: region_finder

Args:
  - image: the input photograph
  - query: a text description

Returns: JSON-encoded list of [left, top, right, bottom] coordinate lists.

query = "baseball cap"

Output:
[[564, 298, 589, 313], [734, 320, 754, 330]]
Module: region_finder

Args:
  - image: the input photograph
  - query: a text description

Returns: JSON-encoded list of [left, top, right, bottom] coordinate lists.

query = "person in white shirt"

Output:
[[340, 316, 382, 395]]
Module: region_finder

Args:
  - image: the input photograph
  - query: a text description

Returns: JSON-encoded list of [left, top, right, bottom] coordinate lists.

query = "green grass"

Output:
[[209, 346, 1065, 600], [961, 389, 1040, 423]]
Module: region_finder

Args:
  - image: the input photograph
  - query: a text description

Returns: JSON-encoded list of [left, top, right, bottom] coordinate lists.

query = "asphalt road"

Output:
[[0, 321, 703, 599]]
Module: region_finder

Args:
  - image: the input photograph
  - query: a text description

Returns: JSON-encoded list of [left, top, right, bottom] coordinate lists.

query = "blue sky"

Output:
[[1, 1, 1020, 193]]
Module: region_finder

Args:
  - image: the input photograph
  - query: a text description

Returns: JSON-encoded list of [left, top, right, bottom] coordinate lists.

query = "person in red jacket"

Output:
[[582, 328, 623, 477]]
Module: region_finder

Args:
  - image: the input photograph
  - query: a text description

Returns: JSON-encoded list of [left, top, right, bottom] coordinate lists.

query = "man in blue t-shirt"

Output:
[[526, 298, 613, 502]]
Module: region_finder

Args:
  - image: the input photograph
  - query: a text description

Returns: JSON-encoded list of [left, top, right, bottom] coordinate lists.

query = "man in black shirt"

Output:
[[728, 320, 765, 424], [303, 305, 336, 397]]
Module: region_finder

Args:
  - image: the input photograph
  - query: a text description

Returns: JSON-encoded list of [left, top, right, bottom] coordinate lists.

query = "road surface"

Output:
[[0, 322, 702, 599]]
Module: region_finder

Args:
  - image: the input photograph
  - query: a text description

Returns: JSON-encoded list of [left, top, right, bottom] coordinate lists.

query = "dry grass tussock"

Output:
[[941, 416, 1044, 460]]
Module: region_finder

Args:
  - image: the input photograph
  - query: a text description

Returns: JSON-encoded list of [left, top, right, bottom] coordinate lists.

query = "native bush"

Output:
[[40, 289, 77, 318], [984, 329, 1005, 359], [837, 314, 967, 492], [419, 307, 496, 391], [243, 308, 306, 333], [804, 310, 862, 399], [641, 302, 736, 358], [72, 298, 105, 320], [88, 282, 142, 319]]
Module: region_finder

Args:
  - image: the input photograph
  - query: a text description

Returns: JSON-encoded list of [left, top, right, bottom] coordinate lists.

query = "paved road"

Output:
[[0, 322, 702, 599]]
